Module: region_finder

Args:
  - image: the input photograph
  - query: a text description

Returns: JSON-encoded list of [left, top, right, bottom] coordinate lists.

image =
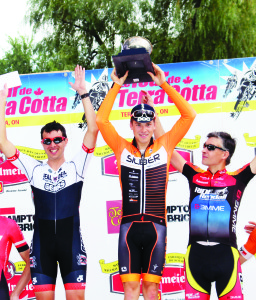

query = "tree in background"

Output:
[[1, 0, 256, 74], [0, 36, 34, 74]]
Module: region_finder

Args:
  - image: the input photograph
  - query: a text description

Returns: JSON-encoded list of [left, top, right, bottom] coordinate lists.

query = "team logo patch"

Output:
[[77, 254, 87, 266], [32, 277, 37, 285], [77, 275, 84, 282], [30, 256, 37, 268], [121, 266, 127, 272], [6, 261, 16, 280]]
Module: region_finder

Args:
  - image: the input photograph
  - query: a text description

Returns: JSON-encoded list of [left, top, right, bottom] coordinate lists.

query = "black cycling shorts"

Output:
[[30, 216, 87, 292], [0, 270, 9, 300], [118, 221, 166, 283], [184, 243, 243, 299]]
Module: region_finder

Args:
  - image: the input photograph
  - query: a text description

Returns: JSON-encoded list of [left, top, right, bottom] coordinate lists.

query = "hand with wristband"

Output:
[[239, 221, 256, 263], [69, 64, 89, 98]]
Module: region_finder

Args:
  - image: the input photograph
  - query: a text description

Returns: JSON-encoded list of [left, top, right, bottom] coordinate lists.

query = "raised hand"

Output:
[[111, 68, 129, 86], [147, 63, 166, 86], [69, 65, 87, 95], [0, 83, 8, 102], [141, 90, 154, 107], [244, 221, 256, 234]]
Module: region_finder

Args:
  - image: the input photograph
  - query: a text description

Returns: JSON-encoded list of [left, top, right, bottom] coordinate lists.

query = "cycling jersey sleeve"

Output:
[[182, 162, 203, 178], [229, 163, 255, 185], [70, 144, 95, 178], [7, 149, 41, 182], [158, 82, 196, 154], [8, 218, 29, 253], [96, 83, 124, 153]]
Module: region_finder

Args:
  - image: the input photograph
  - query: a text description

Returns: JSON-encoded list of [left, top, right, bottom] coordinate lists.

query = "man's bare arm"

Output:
[[10, 249, 31, 300], [69, 65, 99, 149], [0, 84, 17, 158]]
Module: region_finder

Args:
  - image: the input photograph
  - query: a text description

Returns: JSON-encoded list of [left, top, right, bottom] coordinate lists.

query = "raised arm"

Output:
[[244, 221, 256, 234], [96, 68, 128, 150], [148, 63, 197, 151], [239, 221, 256, 265], [10, 249, 31, 300], [69, 65, 98, 149], [140, 90, 187, 173], [249, 156, 256, 174], [140, 90, 165, 139], [170, 150, 187, 173], [0, 84, 17, 158]]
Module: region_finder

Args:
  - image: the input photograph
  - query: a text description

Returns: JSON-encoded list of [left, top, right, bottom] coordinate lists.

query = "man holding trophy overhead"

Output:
[[97, 37, 196, 300]]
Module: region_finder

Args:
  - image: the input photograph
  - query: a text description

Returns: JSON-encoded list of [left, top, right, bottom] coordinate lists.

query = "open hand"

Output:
[[244, 221, 256, 234], [0, 83, 8, 101], [69, 65, 87, 95]]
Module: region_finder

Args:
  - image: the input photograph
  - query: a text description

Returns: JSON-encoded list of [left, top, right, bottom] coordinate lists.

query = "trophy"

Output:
[[112, 36, 155, 84]]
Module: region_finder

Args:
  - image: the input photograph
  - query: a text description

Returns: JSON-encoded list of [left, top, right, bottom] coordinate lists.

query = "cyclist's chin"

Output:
[[47, 148, 63, 159]]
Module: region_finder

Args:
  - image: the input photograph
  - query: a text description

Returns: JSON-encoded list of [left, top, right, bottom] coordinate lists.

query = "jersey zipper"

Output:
[[141, 152, 145, 218], [55, 193, 57, 234], [207, 174, 214, 242]]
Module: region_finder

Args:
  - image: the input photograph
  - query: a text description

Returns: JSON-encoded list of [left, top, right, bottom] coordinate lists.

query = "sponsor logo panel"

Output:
[[106, 200, 122, 234]]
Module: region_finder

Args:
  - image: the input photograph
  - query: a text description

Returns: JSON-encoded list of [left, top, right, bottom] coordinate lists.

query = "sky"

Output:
[[0, 0, 33, 57]]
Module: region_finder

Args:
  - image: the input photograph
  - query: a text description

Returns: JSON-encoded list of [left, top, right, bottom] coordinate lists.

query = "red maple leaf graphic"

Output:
[[183, 76, 193, 84], [34, 88, 44, 95]]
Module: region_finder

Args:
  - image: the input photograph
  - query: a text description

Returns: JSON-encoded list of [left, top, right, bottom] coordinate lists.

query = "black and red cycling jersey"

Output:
[[183, 162, 255, 248]]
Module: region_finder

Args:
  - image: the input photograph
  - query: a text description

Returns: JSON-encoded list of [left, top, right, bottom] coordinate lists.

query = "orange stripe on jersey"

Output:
[[227, 163, 251, 176]]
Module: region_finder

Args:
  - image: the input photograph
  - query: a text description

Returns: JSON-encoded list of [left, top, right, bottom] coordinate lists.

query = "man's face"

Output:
[[41, 130, 68, 161], [202, 137, 228, 167], [130, 120, 155, 149]]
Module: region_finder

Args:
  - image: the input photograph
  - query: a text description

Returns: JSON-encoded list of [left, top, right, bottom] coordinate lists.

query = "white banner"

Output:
[[1, 57, 256, 299]]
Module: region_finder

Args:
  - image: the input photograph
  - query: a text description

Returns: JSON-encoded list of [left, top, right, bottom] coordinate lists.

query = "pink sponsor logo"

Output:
[[106, 200, 122, 234], [160, 266, 185, 294], [8, 275, 35, 299], [169, 149, 192, 173], [102, 154, 119, 176], [0, 160, 28, 184], [110, 266, 185, 295]]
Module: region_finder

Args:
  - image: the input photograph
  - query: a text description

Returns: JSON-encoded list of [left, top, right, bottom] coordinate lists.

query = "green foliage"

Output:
[[1, 0, 256, 73], [0, 36, 34, 74], [174, 0, 256, 61]]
